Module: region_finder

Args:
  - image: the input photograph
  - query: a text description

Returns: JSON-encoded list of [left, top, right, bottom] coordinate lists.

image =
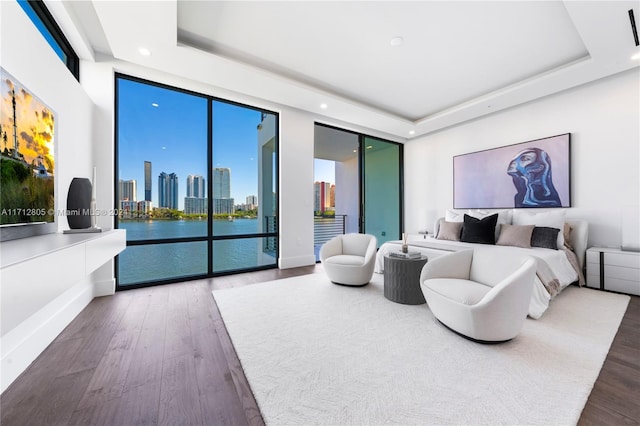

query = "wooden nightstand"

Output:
[[586, 247, 640, 296]]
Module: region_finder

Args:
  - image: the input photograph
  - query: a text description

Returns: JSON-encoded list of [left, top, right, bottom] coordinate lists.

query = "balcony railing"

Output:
[[314, 215, 347, 246], [264, 215, 277, 254], [263, 215, 347, 260]]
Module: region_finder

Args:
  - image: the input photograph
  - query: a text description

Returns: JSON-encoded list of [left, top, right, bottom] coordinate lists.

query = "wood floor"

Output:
[[1, 265, 638, 426]]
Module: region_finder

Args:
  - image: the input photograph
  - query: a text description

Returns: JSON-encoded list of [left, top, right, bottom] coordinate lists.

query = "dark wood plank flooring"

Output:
[[1, 265, 638, 425]]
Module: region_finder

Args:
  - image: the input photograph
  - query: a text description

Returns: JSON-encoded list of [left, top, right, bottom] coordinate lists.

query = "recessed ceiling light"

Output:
[[390, 36, 404, 47], [320, 103, 328, 109], [409, 130, 415, 135], [632, 52, 640, 61], [353, 149, 357, 153], [138, 47, 152, 56], [151, 103, 159, 107]]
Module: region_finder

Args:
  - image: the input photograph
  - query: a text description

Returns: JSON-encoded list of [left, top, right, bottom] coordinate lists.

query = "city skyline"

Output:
[[117, 77, 265, 211], [118, 167, 258, 211]]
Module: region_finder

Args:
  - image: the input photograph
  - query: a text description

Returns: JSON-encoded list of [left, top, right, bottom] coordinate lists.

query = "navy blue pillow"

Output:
[[531, 227, 560, 250], [460, 214, 498, 245]]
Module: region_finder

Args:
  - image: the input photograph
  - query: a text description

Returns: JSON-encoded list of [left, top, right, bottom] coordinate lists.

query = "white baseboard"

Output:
[[0, 279, 94, 394], [279, 254, 317, 269]]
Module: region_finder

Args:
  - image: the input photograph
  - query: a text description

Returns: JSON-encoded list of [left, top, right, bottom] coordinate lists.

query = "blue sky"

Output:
[[118, 78, 266, 210], [18, 1, 67, 62], [314, 159, 335, 184]]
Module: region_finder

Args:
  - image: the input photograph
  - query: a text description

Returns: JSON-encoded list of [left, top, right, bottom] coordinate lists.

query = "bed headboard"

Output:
[[433, 217, 589, 269]]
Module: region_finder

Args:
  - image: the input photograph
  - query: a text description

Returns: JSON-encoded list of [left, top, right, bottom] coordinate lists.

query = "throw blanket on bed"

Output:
[[534, 256, 562, 298], [382, 240, 583, 299], [532, 248, 584, 297], [563, 247, 586, 288]]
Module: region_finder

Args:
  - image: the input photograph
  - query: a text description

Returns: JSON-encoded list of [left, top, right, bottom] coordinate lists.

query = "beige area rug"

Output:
[[213, 272, 629, 425]]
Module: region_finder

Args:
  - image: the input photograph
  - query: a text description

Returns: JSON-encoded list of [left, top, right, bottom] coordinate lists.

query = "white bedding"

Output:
[[376, 238, 579, 319]]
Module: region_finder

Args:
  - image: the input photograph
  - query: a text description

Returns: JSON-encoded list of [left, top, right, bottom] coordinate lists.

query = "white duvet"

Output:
[[376, 238, 580, 319]]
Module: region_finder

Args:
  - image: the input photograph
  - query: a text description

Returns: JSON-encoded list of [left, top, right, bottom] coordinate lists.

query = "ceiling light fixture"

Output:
[[320, 103, 328, 109], [138, 47, 152, 56], [390, 36, 404, 47], [151, 103, 159, 107], [409, 130, 415, 135], [631, 51, 640, 60]]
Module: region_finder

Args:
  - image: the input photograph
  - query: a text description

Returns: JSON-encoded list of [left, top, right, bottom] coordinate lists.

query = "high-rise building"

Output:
[[158, 172, 179, 209], [158, 172, 167, 208], [187, 174, 205, 198], [184, 197, 207, 215], [137, 200, 152, 214], [330, 184, 336, 208], [214, 198, 234, 215], [185, 175, 206, 214], [314, 181, 331, 213], [246, 195, 258, 210], [213, 167, 234, 214], [144, 161, 152, 201], [120, 200, 138, 218], [213, 168, 231, 198], [118, 179, 137, 202]]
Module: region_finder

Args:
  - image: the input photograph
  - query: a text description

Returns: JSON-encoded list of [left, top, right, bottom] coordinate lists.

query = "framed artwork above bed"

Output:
[[453, 133, 571, 209]]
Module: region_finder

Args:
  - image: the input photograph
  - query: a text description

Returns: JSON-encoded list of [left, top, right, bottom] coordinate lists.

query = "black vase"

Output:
[[67, 177, 92, 229]]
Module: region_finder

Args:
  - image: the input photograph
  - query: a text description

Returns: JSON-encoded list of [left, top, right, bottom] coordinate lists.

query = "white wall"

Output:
[[404, 68, 640, 249], [335, 156, 359, 233], [81, 60, 118, 295], [0, 1, 102, 392], [1, 2, 95, 229], [279, 108, 316, 267]]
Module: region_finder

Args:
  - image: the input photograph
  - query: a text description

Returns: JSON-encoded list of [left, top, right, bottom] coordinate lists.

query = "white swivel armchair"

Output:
[[320, 233, 377, 286], [420, 249, 536, 342]]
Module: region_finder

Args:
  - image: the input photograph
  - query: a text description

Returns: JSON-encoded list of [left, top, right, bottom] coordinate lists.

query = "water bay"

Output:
[[118, 219, 275, 285]]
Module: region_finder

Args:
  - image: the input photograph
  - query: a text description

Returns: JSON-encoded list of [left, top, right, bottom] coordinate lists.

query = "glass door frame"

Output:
[[313, 122, 404, 246], [114, 73, 279, 291], [358, 135, 404, 244]]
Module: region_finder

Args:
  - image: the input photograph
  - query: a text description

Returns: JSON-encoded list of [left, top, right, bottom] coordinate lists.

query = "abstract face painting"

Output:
[[507, 148, 561, 207], [453, 133, 570, 209]]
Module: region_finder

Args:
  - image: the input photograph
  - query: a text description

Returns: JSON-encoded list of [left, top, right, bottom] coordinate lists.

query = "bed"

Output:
[[376, 217, 588, 319]]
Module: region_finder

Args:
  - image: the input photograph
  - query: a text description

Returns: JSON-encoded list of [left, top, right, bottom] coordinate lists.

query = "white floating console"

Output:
[[0, 230, 126, 393]]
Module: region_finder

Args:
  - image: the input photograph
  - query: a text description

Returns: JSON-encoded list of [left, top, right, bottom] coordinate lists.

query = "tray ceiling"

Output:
[[56, 1, 640, 140]]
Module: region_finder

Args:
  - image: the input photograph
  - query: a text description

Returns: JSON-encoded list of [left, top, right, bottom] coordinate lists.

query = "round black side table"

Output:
[[383, 254, 428, 305]]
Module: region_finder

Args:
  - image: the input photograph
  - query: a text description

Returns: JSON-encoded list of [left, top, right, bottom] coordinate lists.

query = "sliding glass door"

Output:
[[115, 74, 278, 289], [211, 104, 278, 273], [314, 123, 403, 254], [361, 136, 402, 246], [116, 77, 209, 285]]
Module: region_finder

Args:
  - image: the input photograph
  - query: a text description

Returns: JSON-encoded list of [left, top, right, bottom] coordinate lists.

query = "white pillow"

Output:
[[512, 209, 566, 248], [471, 209, 512, 224], [467, 209, 512, 241], [445, 209, 464, 222]]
